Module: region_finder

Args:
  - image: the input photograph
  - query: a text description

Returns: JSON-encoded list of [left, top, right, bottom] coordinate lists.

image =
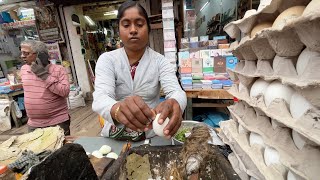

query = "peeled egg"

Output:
[[290, 92, 314, 119], [250, 78, 270, 97], [106, 152, 118, 159], [264, 146, 280, 166], [296, 48, 320, 75], [292, 130, 306, 150], [92, 150, 103, 158], [249, 132, 266, 147], [264, 81, 294, 107], [99, 145, 111, 155], [152, 113, 170, 137], [272, 6, 306, 29]]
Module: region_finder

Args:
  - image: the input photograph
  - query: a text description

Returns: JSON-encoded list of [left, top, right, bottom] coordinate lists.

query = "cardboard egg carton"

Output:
[[227, 49, 320, 88], [227, 83, 320, 146], [227, 0, 319, 60], [228, 104, 320, 180], [219, 131, 264, 180], [219, 120, 287, 180]]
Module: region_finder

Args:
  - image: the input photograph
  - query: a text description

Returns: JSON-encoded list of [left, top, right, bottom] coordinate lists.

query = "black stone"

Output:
[[27, 143, 98, 180]]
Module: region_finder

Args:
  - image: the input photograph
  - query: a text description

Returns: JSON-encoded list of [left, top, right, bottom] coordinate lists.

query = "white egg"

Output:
[[152, 113, 170, 137], [99, 145, 112, 155], [292, 130, 306, 150], [92, 150, 103, 158], [250, 78, 270, 97], [249, 132, 266, 147], [106, 152, 118, 159], [287, 170, 304, 180], [264, 81, 294, 107], [264, 146, 280, 166], [290, 92, 314, 119], [296, 49, 320, 76]]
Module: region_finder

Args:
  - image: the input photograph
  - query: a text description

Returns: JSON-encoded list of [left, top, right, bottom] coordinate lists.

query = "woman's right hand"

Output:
[[111, 95, 155, 132]]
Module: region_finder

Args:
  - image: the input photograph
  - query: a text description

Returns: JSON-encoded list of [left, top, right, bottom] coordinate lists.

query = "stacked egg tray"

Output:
[[219, 0, 320, 179]]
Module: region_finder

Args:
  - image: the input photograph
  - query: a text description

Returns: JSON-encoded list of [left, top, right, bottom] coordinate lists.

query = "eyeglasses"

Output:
[[21, 51, 36, 56]]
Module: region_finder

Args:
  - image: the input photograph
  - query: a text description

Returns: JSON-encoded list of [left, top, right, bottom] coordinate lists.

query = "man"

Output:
[[20, 40, 70, 135]]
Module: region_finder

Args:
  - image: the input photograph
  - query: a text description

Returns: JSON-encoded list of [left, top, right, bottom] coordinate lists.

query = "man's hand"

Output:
[[31, 58, 49, 80], [111, 95, 156, 132], [154, 98, 182, 138]]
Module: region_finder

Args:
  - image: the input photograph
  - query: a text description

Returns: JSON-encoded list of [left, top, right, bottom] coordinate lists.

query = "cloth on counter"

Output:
[[8, 150, 51, 174], [194, 112, 229, 128]]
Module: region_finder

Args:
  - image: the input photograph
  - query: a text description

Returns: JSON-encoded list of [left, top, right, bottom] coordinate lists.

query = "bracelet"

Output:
[[114, 106, 121, 122]]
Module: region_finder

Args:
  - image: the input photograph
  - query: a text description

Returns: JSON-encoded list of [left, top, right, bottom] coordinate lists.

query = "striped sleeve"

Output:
[[45, 65, 70, 98]]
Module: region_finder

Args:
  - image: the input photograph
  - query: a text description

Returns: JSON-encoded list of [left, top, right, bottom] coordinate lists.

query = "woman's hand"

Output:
[[154, 98, 182, 138], [111, 95, 155, 132]]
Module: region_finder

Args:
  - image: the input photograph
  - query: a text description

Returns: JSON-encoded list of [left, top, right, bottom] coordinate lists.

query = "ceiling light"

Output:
[[200, 0, 210, 12], [104, 10, 118, 16], [84, 16, 95, 26]]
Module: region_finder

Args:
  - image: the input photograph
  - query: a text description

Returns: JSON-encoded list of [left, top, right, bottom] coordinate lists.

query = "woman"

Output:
[[92, 1, 186, 141]]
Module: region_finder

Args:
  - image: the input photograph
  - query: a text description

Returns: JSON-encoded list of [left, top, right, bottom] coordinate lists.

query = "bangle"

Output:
[[114, 106, 120, 122]]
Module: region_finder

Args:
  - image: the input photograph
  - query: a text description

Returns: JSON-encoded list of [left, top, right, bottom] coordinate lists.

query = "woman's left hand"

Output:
[[154, 98, 182, 138]]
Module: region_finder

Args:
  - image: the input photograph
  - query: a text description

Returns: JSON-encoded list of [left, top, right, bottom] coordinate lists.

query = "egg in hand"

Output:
[[152, 113, 170, 137]]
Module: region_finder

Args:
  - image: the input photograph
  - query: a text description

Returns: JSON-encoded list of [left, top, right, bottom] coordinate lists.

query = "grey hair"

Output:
[[20, 40, 48, 55]]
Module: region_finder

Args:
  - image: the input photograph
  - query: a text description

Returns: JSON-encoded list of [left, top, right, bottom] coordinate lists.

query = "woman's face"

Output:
[[119, 7, 149, 52]]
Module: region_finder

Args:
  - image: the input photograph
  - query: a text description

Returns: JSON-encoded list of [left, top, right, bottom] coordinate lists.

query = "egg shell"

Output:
[[106, 152, 118, 159]]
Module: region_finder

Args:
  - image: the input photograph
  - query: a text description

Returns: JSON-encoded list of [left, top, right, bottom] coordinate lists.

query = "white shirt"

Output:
[[92, 47, 187, 137]]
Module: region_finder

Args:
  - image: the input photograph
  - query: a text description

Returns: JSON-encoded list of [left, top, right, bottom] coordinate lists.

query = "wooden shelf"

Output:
[[185, 89, 233, 99]]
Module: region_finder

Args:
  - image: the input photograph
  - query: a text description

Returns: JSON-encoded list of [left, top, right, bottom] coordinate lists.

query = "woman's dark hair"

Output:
[[117, 0, 151, 33]]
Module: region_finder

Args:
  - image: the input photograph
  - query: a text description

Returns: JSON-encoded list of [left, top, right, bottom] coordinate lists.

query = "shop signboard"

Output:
[[34, 4, 63, 42]]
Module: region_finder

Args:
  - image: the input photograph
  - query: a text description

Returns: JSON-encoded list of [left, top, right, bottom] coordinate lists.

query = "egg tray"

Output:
[[227, 84, 320, 146], [219, 132, 264, 180], [225, 0, 318, 60], [228, 104, 320, 180], [227, 52, 320, 88], [219, 120, 287, 180], [102, 145, 239, 180]]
